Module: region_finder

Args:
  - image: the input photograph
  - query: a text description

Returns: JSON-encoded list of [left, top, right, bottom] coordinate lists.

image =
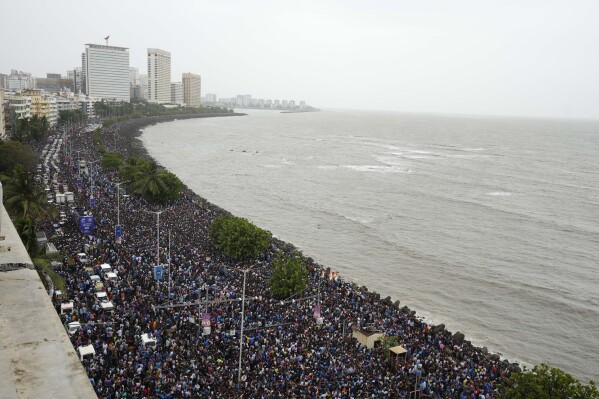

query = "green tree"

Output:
[[29, 115, 49, 141], [58, 109, 86, 126], [0, 141, 37, 174], [269, 253, 309, 298], [119, 158, 182, 203], [209, 216, 271, 261], [131, 160, 167, 198], [499, 363, 599, 399], [101, 151, 124, 170], [158, 171, 183, 203], [15, 216, 38, 254], [1, 165, 55, 221]]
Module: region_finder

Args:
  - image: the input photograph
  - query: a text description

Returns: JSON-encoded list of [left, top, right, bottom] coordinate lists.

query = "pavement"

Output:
[[0, 204, 97, 399]]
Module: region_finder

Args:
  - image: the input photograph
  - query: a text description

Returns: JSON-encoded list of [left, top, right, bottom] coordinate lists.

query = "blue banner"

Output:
[[115, 225, 122, 244], [90, 196, 95, 208], [153, 265, 163, 281], [79, 215, 94, 234]]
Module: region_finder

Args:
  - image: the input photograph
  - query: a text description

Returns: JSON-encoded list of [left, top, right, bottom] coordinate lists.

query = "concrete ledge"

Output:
[[0, 205, 96, 399]]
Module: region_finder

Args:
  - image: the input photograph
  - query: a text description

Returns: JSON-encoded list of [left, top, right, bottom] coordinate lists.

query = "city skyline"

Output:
[[2, 0, 599, 119]]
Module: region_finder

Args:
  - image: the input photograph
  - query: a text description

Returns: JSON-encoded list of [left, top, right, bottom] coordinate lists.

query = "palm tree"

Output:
[[15, 216, 37, 253], [1, 164, 55, 221], [132, 160, 167, 198]]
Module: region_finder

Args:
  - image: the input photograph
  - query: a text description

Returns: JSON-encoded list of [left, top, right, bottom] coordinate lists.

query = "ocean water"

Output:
[[142, 110, 599, 382]]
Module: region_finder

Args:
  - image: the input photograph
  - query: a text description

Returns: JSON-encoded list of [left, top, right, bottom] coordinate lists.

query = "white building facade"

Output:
[[170, 82, 184, 105], [84, 44, 130, 102], [182, 73, 201, 107], [8, 70, 36, 91], [147, 48, 171, 103]]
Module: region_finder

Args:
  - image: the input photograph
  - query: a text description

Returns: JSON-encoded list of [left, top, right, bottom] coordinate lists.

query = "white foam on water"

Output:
[[487, 191, 511, 196], [342, 164, 411, 174]]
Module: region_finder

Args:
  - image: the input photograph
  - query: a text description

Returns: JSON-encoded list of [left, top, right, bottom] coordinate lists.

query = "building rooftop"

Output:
[[0, 204, 97, 399]]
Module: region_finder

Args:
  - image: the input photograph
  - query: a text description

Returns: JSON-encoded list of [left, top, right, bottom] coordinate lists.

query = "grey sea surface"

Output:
[[142, 109, 599, 382]]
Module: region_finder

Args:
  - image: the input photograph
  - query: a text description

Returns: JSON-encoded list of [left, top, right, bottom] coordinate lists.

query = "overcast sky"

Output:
[[2, 0, 598, 118]]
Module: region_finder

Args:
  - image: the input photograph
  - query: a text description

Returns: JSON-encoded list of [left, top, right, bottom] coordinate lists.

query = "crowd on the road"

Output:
[[41, 118, 515, 398]]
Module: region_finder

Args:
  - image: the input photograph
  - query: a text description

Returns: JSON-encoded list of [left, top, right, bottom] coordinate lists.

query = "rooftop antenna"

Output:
[[104, 35, 110, 45]]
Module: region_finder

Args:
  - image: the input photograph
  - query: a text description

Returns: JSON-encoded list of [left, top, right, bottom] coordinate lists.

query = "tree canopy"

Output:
[[101, 151, 124, 170], [0, 141, 37, 174], [499, 363, 599, 399], [269, 252, 309, 299], [118, 157, 182, 204], [209, 216, 271, 261], [1, 164, 55, 221]]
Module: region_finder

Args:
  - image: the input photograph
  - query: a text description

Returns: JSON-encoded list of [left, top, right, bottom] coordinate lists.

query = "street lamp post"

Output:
[[168, 230, 172, 301], [114, 181, 129, 226], [143, 207, 174, 278], [237, 264, 259, 384]]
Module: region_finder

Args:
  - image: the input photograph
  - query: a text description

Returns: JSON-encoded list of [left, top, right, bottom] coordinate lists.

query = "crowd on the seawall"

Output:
[[41, 118, 517, 399]]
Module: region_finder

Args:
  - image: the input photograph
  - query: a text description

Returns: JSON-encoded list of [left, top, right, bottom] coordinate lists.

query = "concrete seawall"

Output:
[[0, 204, 97, 399]]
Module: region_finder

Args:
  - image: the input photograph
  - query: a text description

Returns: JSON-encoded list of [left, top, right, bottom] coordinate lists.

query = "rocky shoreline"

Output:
[[107, 113, 521, 375]]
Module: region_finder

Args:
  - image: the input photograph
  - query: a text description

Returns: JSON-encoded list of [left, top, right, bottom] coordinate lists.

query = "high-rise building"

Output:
[[84, 44, 130, 101], [67, 68, 83, 93], [205, 93, 217, 103], [129, 67, 139, 87], [139, 74, 148, 100], [0, 89, 5, 139], [170, 82, 184, 105], [147, 48, 171, 103], [81, 53, 86, 94], [182, 72, 201, 107]]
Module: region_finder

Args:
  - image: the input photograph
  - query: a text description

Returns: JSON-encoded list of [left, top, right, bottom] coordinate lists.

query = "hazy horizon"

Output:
[[3, 0, 599, 119]]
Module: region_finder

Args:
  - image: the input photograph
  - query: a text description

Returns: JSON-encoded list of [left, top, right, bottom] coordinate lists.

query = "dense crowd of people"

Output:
[[42, 118, 515, 398]]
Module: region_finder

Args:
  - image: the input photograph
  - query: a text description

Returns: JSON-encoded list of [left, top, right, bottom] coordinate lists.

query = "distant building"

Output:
[[299, 101, 306, 109], [24, 89, 58, 126], [81, 52, 86, 94], [281, 100, 288, 108], [205, 93, 217, 103], [0, 73, 7, 89], [147, 48, 171, 103], [138, 74, 148, 100], [288, 100, 295, 109], [8, 70, 36, 91], [129, 67, 139, 87], [67, 68, 83, 93], [0, 89, 5, 139], [170, 82, 184, 105], [4, 91, 32, 125], [36, 74, 73, 93], [182, 73, 201, 107], [84, 44, 130, 101]]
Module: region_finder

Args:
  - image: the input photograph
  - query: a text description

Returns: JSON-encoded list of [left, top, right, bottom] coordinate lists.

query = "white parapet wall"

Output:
[[0, 203, 97, 399]]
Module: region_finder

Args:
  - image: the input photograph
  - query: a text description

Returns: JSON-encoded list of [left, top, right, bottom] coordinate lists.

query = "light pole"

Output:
[[87, 160, 100, 199], [143, 207, 174, 275], [114, 181, 129, 244], [237, 264, 260, 384], [168, 230, 172, 301], [75, 150, 83, 176]]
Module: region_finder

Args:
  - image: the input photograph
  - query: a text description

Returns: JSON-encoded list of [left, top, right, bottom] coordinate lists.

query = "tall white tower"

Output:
[[84, 44, 130, 101], [147, 48, 171, 103]]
